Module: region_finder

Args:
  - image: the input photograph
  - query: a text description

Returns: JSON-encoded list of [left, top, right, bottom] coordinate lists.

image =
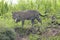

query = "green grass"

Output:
[[0, 0, 60, 40]]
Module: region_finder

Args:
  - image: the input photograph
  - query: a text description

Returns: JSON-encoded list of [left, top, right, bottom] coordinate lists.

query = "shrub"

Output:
[[0, 27, 16, 40]]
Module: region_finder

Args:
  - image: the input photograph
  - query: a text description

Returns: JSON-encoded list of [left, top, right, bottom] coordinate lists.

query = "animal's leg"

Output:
[[22, 20, 24, 27], [31, 19, 34, 27], [36, 16, 42, 24]]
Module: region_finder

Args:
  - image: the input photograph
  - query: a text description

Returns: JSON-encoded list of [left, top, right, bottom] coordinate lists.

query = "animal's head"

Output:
[[12, 12, 21, 23]]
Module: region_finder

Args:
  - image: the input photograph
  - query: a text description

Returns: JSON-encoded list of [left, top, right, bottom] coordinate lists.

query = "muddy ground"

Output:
[[15, 24, 60, 40]]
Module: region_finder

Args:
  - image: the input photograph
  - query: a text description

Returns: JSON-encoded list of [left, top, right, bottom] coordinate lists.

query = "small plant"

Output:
[[0, 27, 16, 40]]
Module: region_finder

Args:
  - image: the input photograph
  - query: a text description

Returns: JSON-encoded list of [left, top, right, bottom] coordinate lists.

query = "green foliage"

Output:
[[29, 34, 39, 40], [0, 0, 9, 16], [41, 36, 60, 40], [0, 0, 60, 40], [0, 27, 16, 40]]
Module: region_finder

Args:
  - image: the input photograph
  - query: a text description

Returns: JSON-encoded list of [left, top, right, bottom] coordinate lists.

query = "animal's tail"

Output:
[[39, 13, 47, 17]]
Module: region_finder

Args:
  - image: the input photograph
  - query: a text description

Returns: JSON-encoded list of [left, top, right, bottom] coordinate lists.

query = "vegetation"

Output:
[[0, 0, 60, 40], [0, 27, 16, 40]]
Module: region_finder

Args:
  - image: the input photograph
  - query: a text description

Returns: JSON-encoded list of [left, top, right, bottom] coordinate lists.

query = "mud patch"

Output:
[[42, 27, 60, 37], [15, 33, 29, 40]]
